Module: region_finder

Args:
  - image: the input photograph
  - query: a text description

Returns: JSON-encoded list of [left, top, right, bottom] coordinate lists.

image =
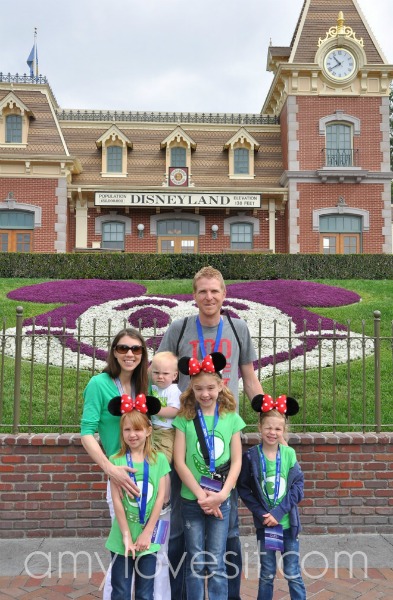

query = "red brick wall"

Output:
[[296, 182, 385, 253], [1, 433, 392, 538], [0, 178, 60, 253], [296, 96, 384, 171]]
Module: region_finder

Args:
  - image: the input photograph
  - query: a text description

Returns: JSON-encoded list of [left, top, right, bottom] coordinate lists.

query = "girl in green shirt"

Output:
[[105, 394, 170, 600]]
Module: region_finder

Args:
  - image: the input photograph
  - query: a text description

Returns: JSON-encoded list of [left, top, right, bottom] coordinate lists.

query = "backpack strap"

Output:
[[175, 312, 241, 357], [224, 310, 242, 353], [175, 316, 188, 356], [193, 414, 210, 466]]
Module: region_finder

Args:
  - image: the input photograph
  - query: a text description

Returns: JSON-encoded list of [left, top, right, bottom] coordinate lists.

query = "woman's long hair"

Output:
[[115, 411, 157, 463], [178, 371, 236, 420], [103, 328, 148, 394]]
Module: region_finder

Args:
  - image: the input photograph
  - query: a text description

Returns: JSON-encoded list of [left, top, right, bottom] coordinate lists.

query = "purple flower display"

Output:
[[128, 307, 170, 329], [6, 278, 363, 373]]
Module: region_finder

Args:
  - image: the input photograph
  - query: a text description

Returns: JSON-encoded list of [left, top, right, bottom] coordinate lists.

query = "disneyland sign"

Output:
[[95, 192, 261, 209]]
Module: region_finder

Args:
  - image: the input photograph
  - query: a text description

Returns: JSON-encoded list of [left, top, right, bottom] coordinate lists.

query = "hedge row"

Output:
[[1, 252, 393, 280]]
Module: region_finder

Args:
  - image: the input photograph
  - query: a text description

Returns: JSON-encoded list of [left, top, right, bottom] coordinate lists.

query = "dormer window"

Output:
[[0, 92, 34, 147], [171, 146, 186, 167], [224, 128, 260, 179], [234, 148, 250, 174], [161, 126, 196, 186], [107, 145, 123, 173], [6, 115, 22, 143], [96, 125, 132, 177]]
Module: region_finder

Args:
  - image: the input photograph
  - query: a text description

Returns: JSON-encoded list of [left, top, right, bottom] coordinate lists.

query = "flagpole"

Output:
[[34, 28, 38, 77]]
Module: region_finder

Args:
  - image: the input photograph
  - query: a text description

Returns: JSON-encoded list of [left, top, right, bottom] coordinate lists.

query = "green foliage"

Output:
[[2, 252, 393, 280]]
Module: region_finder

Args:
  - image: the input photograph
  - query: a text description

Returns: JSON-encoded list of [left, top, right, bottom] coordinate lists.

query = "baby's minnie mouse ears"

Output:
[[108, 393, 161, 417], [251, 394, 300, 417], [178, 352, 226, 377]]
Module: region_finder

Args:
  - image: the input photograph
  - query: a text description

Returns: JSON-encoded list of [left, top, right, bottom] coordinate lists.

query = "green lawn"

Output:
[[1, 277, 392, 433]]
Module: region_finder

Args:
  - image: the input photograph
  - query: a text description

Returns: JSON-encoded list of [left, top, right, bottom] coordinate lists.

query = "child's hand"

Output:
[[122, 531, 136, 558], [135, 529, 151, 553], [262, 513, 279, 527], [198, 490, 225, 518]]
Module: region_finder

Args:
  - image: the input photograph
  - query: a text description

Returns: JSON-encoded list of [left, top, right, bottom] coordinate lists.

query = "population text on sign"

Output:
[[95, 192, 261, 208]]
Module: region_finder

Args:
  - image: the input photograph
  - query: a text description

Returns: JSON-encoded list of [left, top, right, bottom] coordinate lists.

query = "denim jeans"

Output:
[[110, 551, 156, 600], [226, 488, 242, 600], [168, 469, 187, 599], [256, 528, 306, 600], [182, 497, 231, 600]]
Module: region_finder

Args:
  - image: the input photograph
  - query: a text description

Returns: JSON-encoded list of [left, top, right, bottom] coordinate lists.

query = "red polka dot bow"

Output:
[[188, 355, 216, 376], [120, 394, 148, 414], [261, 394, 287, 414]]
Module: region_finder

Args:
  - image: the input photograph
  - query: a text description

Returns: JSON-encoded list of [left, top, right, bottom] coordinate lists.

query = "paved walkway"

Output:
[[1, 534, 393, 599]]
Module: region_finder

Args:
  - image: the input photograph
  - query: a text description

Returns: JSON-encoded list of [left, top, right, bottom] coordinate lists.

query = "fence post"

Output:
[[373, 310, 381, 433], [13, 306, 23, 434]]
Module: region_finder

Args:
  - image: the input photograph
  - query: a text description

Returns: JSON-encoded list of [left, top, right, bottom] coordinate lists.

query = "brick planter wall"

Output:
[[0, 432, 392, 538]]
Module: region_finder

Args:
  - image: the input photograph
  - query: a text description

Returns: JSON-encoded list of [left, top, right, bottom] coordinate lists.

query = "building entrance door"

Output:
[[0, 230, 32, 252], [158, 236, 198, 254]]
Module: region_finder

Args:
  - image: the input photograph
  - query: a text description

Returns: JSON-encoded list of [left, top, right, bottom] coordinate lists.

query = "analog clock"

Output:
[[324, 48, 356, 80]]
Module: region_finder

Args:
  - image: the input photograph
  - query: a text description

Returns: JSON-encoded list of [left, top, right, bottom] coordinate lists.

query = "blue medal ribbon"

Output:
[[126, 451, 149, 525], [258, 445, 281, 508], [197, 404, 219, 474], [196, 316, 223, 358]]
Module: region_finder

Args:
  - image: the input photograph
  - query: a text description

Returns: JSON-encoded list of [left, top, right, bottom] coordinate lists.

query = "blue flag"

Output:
[[27, 43, 38, 77]]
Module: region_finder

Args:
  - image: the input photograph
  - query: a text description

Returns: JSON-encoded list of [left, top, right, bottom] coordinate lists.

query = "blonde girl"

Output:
[[105, 394, 170, 600], [237, 394, 306, 600], [173, 352, 245, 600]]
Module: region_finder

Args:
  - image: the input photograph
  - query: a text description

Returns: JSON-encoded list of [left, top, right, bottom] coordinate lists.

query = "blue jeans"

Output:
[[168, 469, 187, 599], [256, 528, 306, 600], [226, 488, 242, 600], [170, 473, 241, 600], [182, 497, 231, 600], [110, 551, 156, 600]]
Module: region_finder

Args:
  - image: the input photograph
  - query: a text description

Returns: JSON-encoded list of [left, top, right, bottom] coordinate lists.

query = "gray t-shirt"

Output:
[[157, 314, 257, 402]]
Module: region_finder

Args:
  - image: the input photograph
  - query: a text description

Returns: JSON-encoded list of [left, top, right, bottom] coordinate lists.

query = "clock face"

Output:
[[324, 48, 356, 80]]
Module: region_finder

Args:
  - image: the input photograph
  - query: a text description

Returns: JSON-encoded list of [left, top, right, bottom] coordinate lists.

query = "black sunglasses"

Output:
[[115, 344, 144, 356]]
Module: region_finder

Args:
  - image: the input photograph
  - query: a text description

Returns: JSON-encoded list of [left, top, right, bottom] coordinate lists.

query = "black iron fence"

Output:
[[1, 308, 391, 433]]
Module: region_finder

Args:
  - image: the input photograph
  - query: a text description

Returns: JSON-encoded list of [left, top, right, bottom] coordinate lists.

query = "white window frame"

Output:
[[161, 126, 196, 186], [96, 125, 132, 178], [224, 127, 260, 180], [0, 92, 33, 148]]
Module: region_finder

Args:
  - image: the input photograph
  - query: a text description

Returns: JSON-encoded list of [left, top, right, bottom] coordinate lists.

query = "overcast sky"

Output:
[[1, 0, 392, 114]]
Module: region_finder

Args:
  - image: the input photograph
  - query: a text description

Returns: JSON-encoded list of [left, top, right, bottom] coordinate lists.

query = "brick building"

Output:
[[0, 0, 392, 255]]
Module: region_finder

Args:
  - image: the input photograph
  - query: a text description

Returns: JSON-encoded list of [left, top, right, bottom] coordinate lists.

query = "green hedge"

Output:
[[1, 252, 393, 280]]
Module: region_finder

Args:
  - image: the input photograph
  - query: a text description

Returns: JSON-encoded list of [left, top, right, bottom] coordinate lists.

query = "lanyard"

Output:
[[196, 317, 223, 358], [197, 404, 219, 473], [258, 445, 281, 508], [115, 377, 135, 398], [126, 451, 149, 525]]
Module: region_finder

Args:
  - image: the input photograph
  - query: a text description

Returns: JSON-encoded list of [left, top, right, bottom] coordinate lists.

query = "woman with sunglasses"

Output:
[[81, 328, 149, 599], [81, 328, 148, 495]]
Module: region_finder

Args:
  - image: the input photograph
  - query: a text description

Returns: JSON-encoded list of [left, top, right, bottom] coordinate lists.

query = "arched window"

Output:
[[102, 221, 125, 250], [234, 148, 250, 174], [107, 146, 123, 173], [230, 222, 253, 250], [170, 147, 186, 167], [6, 115, 22, 143], [326, 123, 352, 167]]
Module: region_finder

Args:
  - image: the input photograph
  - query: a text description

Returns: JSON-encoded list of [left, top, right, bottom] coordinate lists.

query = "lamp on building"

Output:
[[137, 223, 145, 238], [211, 224, 219, 239]]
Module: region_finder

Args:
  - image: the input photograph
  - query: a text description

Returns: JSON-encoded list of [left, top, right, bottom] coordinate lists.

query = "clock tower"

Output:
[[264, 0, 393, 254]]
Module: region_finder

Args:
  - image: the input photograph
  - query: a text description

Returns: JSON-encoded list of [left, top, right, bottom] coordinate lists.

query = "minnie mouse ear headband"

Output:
[[178, 352, 226, 377], [108, 393, 161, 417], [251, 394, 300, 417]]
